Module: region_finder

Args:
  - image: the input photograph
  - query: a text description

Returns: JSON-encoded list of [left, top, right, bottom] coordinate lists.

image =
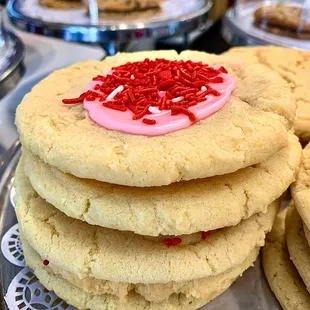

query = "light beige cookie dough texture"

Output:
[[21, 235, 258, 310], [15, 161, 279, 285], [286, 206, 310, 293], [263, 209, 310, 310], [15, 50, 296, 187], [39, 0, 85, 9], [292, 143, 310, 232], [304, 224, 310, 250], [97, 0, 162, 12], [21, 133, 301, 236], [223, 46, 310, 141]]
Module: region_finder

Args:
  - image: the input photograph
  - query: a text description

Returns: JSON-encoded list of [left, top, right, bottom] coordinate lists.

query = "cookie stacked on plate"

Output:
[[263, 143, 310, 309], [224, 46, 310, 141], [14, 51, 301, 309], [254, 5, 310, 39], [40, 0, 162, 11]]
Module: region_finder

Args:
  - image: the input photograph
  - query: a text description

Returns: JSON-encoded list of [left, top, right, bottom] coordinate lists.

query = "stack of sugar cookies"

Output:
[[264, 142, 310, 309], [223, 46, 310, 141], [14, 51, 301, 309]]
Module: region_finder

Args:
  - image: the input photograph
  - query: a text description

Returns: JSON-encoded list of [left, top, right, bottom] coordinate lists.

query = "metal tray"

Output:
[[222, 2, 310, 50], [0, 30, 24, 99], [7, 0, 211, 46], [0, 141, 21, 310]]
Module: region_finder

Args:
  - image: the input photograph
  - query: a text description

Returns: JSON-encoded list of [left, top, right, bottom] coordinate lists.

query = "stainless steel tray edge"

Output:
[[0, 141, 21, 310]]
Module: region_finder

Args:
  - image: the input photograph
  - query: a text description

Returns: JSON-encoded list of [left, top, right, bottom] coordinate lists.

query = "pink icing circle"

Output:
[[83, 70, 235, 136]]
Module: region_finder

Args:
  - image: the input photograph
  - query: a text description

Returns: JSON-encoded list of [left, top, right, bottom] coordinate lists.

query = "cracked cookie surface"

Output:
[[263, 208, 310, 310], [286, 206, 310, 294], [292, 142, 310, 232], [21, 235, 259, 310], [15, 160, 279, 283], [21, 133, 301, 236], [20, 233, 259, 303], [224, 46, 310, 141], [15, 51, 295, 187]]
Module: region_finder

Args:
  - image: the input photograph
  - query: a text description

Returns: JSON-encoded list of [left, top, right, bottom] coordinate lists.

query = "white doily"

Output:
[[10, 185, 16, 208], [1, 224, 25, 267], [5, 267, 75, 310]]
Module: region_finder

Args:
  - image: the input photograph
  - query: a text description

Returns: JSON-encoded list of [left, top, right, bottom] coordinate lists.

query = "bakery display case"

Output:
[[222, 0, 310, 49]]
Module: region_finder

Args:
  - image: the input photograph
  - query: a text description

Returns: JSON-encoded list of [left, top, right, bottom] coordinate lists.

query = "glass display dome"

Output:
[[222, 0, 310, 49], [237, 0, 310, 38]]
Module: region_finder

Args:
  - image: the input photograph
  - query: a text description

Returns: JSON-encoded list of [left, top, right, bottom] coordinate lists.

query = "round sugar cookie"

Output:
[[286, 206, 310, 292], [291, 143, 310, 231], [254, 5, 310, 32], [39, 0, 85, 9], [20, 234, 259, 304], [263, 209, 310, 310], [224, 46, 310, 141], [15, 50, 295, 187], [254, 22, 310, 40], [21, 236, 260, 310], [97, 0, 162, 12], [21, 133, 301, 236], [14, 161, 279, 284]]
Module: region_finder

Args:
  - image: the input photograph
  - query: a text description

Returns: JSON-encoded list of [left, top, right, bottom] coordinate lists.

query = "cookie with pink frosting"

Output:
[[15, 51, 295, 187]]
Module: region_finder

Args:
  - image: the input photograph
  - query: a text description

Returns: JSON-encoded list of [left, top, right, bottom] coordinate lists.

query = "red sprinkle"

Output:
[[179, 76, 192, 86], [43, 259, 49, 266], [165, 91, 173, 100], [170, 107, 196, 122], [219, 66, 228, 74], [199, 88, 220, 98], [186, 63, 194, 72], [143, 118, 156, 125], [201, 231, 211, 240], [158, 79, 176, 91], [132, 105, 150, 120], [62, 59, 228, 123], [164, 237, 182, 247], [104, 102, 127, 112], [139, 87, 158, 94], [192, 80, 206, 88], [180, 68, 193, 81], [158, 70, 172, 80], [209, 77, 224, 83], [62, 92, 88, 104]]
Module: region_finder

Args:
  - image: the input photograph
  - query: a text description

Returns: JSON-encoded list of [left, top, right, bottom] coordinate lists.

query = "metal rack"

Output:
[[7, 0, 212, 55]]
